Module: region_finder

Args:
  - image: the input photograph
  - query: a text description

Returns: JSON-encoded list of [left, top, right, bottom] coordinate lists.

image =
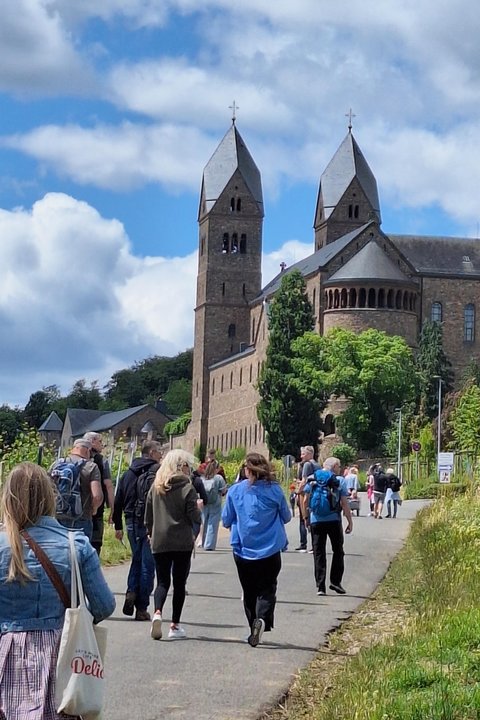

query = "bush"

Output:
[[331, 443, 356, 467]]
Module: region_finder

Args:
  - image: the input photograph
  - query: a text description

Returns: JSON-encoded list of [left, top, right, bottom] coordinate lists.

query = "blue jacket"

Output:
[[222, 479, 291, 560], [0, 516, 115, 633]]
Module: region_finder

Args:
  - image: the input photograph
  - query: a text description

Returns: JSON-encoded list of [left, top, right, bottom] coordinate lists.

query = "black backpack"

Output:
[[134, 468, 157, 527]]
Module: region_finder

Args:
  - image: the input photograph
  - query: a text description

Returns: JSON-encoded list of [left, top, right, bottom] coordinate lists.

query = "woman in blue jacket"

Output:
[[222, 453, 291, 647], [0, 462, 115, 720]]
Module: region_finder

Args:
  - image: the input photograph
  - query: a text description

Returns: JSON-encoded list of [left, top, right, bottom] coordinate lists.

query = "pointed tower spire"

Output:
[[314, 131, 381, 250]]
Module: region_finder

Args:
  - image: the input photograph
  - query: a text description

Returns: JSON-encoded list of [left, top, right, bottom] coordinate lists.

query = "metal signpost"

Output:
[[438, 451, 454, 483]]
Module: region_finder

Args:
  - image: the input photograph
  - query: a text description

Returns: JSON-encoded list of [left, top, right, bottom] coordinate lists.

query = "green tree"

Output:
[[104, 349, 193, 408], [292, 328, 417, 451], [24, 385, 62, 427], [416, 321, 453, 419], [448, 383, 480, 453], [163, 378, 192, 416], [0, 405, 24, 446], [257, 270, 323, 458], [65, 379, 102, 410]]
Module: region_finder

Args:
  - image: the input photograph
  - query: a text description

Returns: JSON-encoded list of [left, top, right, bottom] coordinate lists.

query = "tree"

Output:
[[0, 405, 24, 446], [257, 270, 323, 458], [292, 328, 417, 451], [448, 383, 480, 454], [24, 385, 62, 427], [65, 379, 102, 410], [416, 321, 453, 420], [163, 378, 192, 416]]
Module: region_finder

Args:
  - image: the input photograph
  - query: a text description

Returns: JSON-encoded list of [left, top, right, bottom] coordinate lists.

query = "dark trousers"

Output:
[[311, 520, 345, 591], [153, 551, 192, 624], [298, 501, 307, 548], [126, 521, 155, 611], [234, 552, 281, 632]]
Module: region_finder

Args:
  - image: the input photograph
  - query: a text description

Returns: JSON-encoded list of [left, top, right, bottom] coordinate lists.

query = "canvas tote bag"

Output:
[[55, 532, 108, 718]]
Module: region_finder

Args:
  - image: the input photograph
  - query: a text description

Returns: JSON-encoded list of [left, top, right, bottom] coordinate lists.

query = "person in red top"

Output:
[[197, 449, 225, 479]]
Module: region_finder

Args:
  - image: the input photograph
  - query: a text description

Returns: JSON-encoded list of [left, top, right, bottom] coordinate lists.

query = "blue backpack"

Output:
[[309, 470, 341, 517], [50, 459, 85, 519]]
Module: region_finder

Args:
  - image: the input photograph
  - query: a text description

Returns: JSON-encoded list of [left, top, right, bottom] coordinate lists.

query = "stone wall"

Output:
[[421, 277, 480, 384]]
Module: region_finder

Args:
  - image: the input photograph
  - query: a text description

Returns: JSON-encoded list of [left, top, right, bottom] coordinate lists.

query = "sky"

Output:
[[2, 0, 480, 408]]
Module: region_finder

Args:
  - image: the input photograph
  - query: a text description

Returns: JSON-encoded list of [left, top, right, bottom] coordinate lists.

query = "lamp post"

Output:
[[395, 407, 402, 480], [433, 375, 443, 465]]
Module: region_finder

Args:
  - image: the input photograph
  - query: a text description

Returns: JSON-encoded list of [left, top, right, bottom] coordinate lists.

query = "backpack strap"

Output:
[[20, 530, 71, 609]]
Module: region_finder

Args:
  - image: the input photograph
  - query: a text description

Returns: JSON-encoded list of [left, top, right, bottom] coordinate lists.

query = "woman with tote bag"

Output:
[[0, 462, 115, 720]]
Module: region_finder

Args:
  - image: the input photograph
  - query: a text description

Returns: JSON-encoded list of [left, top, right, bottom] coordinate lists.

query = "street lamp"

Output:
[[395, 407, 402, 480], [433, 375, 443, 464]]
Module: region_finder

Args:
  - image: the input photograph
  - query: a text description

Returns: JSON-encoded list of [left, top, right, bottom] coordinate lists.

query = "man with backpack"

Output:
[[83, 431, 115, 556], [301, 456, 353, 596], [49, 438, 103, 540], [295, 446, 319, 552], [113, 440, 163, 621]]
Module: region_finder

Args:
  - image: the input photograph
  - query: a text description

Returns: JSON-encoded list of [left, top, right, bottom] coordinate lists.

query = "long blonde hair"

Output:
[[1, 462, 56, 582], [153, 449, 196, 495]]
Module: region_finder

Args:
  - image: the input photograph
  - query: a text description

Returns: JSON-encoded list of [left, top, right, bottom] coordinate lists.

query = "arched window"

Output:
[[354, 205, 359, 219], [242, 283, 246, 296], [239, 368, 243, 386], [403, 292, 408, 310], [464, 304, 475, 342], [368, 288, 376, 308], [236, 198, 242, 212], [396, 290, 402, 309], [221, 375, 224, 393], [312, 287, 316, 314], [212, 379, 215, 396], [359, 288, 366, 308], [348, 204, 353, 218], [249, 364, 252, 382], [349, 288, 357, 308], [222, 233, 229, 253], [230, 198, 235, 212], [387, 289, 394, 309], [378, 288, 385, 308], [240, 234, 247, 253], [230, 372, 233, 389], [340, 288, 347, 308], [333, 289, 340, 308], [252, 318, 256, 342], [231, 233, 239, 253], [228, 323, 236, 338], [431, 301, 442, 323]]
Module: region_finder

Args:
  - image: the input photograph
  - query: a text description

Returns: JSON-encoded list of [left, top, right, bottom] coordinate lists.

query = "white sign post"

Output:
[[438, 452, 454, 483]]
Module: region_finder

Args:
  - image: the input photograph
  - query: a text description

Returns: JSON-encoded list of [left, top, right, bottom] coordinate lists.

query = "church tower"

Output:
[[314, 128, 381, 251], [189, 122, 264, 451]]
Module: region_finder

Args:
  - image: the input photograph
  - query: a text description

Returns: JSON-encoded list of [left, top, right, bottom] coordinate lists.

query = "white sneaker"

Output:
[[168, 625, 186, 640], [151, 613, 162, 640], [248, 618, 265, 647]]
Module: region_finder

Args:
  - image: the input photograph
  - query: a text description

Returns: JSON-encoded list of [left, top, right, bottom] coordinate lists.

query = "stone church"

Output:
[[182, 122, 480, 457]]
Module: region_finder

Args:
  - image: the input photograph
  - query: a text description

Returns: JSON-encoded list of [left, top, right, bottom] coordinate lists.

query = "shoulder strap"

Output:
[[21, 530, 71, 609]]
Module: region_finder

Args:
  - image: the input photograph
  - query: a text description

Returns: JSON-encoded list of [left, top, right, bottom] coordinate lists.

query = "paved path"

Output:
[[101, 495, 427, 720]]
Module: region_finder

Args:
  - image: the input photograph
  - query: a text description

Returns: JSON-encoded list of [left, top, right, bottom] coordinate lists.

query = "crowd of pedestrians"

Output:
[[0, 438, 403, 718]]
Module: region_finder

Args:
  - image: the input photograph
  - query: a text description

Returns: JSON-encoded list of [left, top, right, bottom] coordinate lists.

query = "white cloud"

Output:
[[0, 0, 93, 95], [0, 192, 310, 407], [2, 123, 214, 192]]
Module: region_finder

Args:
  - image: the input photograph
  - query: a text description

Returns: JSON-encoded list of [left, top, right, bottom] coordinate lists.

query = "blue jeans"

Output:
[[126, 521, 155, 611], [58, 517, 93, 540], [202, 503, 222, 550]]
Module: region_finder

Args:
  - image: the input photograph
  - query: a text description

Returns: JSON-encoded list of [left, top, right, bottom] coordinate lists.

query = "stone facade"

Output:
[[183, 124, 480, 458]]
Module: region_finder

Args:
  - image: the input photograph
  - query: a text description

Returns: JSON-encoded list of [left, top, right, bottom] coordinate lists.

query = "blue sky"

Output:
[[1, 0, 480, 407]]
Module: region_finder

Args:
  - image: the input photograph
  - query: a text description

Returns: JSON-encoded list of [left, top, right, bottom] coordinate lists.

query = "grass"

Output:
[[100, 523, 131, 566], [261, 486, 480, 720]]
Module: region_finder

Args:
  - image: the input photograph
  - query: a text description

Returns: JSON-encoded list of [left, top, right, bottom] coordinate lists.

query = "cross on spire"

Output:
[[345, 108, 356, 132], [229, 100, 239, 125]]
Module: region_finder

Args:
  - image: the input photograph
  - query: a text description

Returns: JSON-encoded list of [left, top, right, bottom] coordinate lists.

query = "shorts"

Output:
[[373, 491, 385, 503]]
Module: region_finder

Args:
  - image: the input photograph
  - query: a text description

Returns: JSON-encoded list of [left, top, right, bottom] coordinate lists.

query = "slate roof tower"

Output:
[[314, 129, 381, 251], [189, 123, 264, 451]]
